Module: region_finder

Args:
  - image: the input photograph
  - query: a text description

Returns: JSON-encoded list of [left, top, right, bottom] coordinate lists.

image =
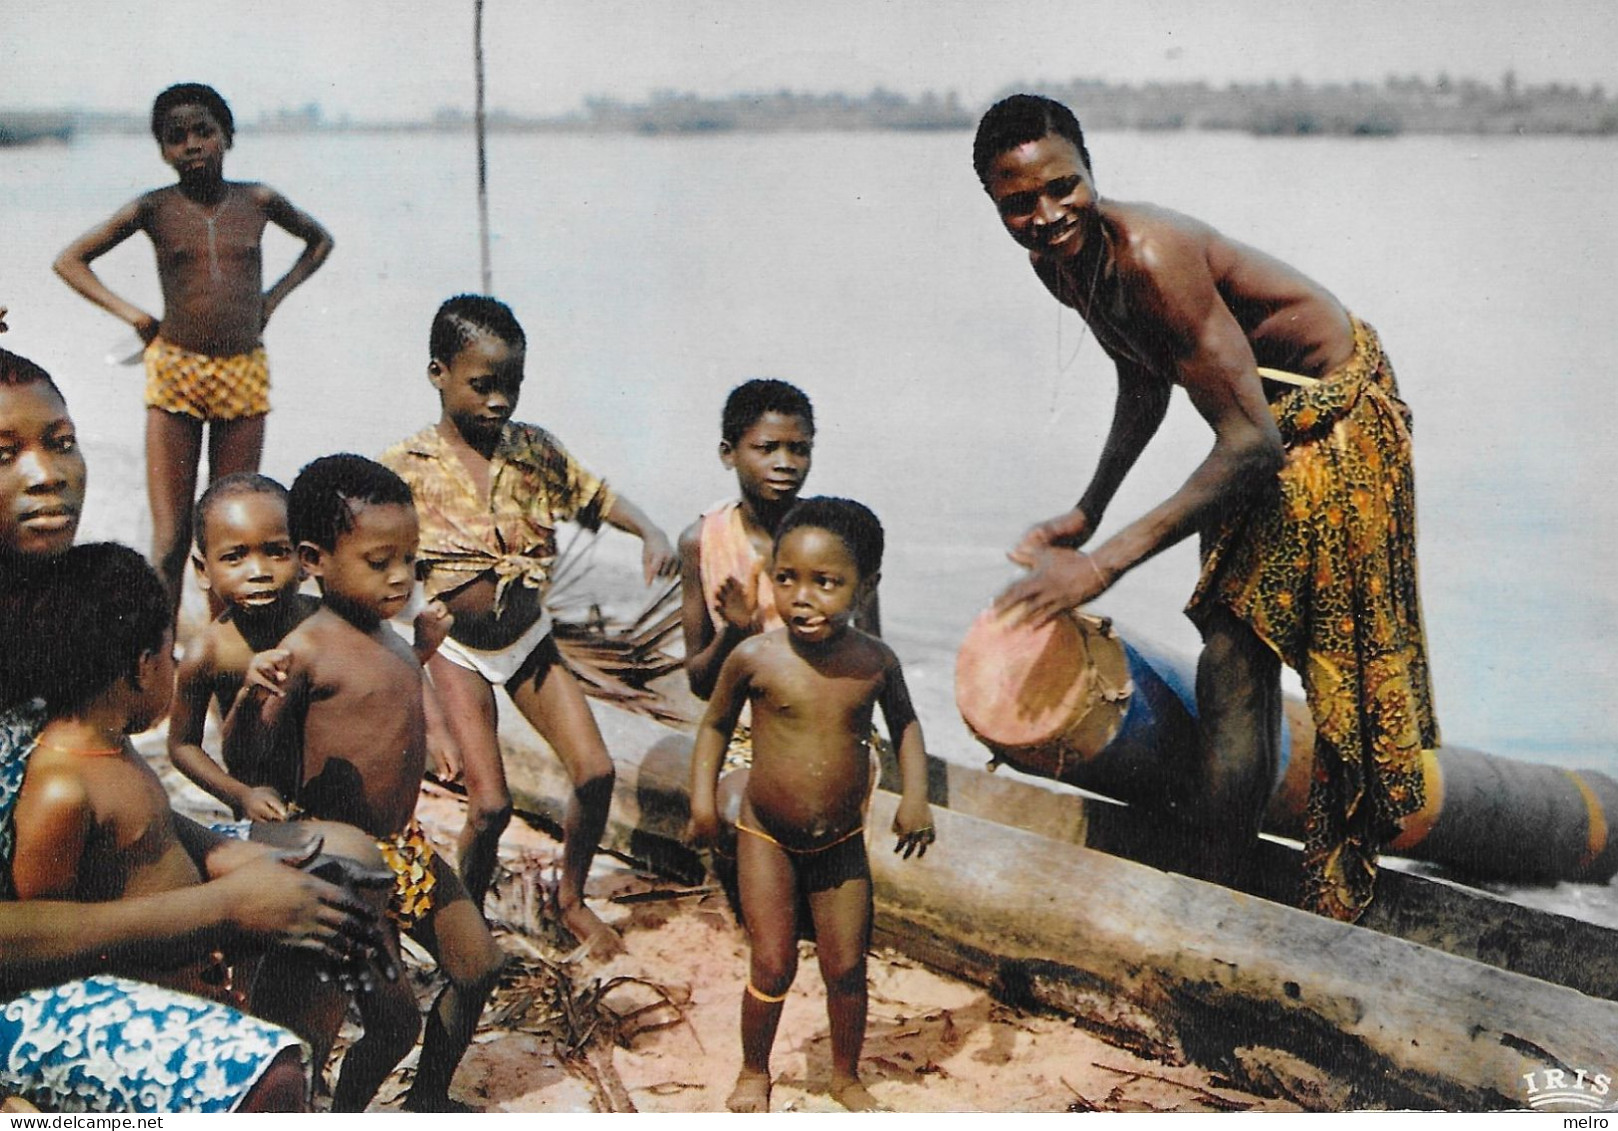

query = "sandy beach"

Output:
[[145, 726, 1295, 1115]]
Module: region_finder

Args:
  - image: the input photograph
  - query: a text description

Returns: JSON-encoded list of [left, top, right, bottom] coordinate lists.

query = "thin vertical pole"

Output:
[[474, 0, 492, 291]]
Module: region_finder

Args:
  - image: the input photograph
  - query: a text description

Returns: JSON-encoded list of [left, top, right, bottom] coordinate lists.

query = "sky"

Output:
[[5, 0, 1617, 123]]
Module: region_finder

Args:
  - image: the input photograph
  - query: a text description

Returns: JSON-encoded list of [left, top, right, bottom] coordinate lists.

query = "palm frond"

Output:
[[544, 530, 692, 726]]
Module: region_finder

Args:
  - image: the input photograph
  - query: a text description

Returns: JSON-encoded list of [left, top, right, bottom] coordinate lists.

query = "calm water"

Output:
[[5, 128, 1617, 797]]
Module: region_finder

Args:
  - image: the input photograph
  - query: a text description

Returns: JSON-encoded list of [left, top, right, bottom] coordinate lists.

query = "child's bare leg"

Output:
[[728, 809, 801, 1113], [427, 654, 511, 907], [236, 1047, 310, 1113], [145, 407, 203, 609], [247, 820, 389, 1086], [206, 414, 265, 481], [508, 639, 619, 955], [247, 953, 348, 1089], [805, 846, 884, 1112], [1193, 605, 1282, 887], [329, 927, 420, 1112], [402, 856, 505, 1112]]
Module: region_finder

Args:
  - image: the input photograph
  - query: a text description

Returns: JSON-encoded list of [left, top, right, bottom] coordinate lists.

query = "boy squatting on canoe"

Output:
[[976, 94, 1438, 921], [53, 82, 332, 612], [687, 497, 935, 1113], [380, 294, 678, 956]]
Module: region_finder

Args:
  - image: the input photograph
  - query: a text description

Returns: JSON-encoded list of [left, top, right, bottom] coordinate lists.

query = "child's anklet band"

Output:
[[746, 981, 789, 1003]]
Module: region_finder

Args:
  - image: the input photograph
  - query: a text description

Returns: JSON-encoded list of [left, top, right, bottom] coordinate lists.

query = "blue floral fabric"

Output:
[[0, 976, 302, 1113], [0, 704, 304, 1111]]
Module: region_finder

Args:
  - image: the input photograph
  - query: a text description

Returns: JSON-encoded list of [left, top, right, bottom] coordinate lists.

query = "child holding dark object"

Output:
[[12, 543, 250, 1001], [9, 538, 401, 1104], [5, 542, 359, 1111], [686, 497, 935, 1113], [236, 455, 502, 1111]]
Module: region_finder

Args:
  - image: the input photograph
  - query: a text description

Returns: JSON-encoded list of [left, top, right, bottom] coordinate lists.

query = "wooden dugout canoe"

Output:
[[489, 687, 1618, 1111], [955, 606, 1618, 885]]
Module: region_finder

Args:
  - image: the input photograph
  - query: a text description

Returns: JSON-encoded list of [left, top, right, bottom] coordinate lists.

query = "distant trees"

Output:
[[547, 73, 1618, 137], [1021, 71, 1618, 136], [56, 71, 1618, 138], [569, 87, 973, 134]]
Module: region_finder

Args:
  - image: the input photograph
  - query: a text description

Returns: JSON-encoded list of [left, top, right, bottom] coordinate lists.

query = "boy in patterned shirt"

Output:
[[380, 295, 677, 955]]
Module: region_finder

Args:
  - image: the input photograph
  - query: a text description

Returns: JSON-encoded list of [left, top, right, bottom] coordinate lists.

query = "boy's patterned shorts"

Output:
[[144, 336, 270, 421], [376, 822, 438, 930]]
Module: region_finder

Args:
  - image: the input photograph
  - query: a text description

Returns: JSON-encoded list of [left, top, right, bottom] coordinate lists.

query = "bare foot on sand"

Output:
[[560, 902, 624, 959], [831, 1078, 890, 1112], [726, 1069, 772, 1113]]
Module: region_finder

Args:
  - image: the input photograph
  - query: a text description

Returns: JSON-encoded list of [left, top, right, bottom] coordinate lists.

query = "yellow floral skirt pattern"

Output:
[[1187, 317, 1439, 922]]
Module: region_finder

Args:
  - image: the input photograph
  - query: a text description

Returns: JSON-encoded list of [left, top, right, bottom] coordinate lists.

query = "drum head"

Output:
[[955, 607, 1098, 752]]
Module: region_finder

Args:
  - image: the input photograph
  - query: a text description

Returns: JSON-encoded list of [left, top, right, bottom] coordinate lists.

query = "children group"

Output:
[[9, 82, 938, 1112]]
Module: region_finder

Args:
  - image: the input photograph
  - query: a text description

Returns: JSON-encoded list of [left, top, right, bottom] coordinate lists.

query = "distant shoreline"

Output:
[[11, 72, 1618, 141]]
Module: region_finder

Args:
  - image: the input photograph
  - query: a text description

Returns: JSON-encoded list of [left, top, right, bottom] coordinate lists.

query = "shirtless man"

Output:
[[977, 95, 1437, 920]]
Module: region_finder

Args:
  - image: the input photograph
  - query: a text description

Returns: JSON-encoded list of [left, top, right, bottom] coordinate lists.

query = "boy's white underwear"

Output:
[[435, 609, 555, 685]]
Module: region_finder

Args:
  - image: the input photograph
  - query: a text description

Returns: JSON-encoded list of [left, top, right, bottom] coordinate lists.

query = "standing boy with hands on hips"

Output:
[[55, 82, 332, 611]]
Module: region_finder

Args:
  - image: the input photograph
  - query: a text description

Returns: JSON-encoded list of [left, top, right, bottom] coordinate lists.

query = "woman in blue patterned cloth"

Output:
[[0, 339, 381, 1113]]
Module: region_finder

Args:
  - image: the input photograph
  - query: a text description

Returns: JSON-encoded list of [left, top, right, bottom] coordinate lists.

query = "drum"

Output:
[[954, 607, 1199, 805], [956, 607, 1618, 883]]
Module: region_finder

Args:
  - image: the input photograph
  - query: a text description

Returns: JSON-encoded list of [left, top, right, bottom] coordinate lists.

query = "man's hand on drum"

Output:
[[1009, 506, 1094, 567], [996, 547, 1111, 629]]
